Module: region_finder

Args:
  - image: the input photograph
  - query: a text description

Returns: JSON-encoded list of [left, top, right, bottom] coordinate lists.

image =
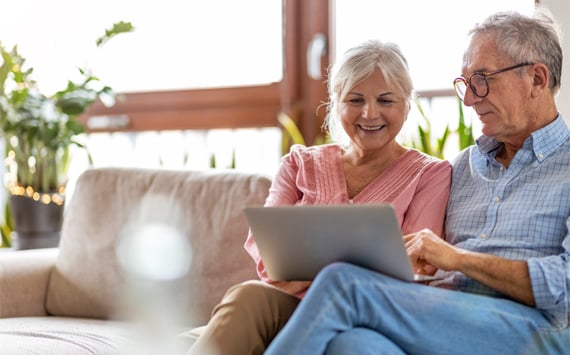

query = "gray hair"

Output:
[[468, 6, 563, 94], [323, 40, 414, 147]]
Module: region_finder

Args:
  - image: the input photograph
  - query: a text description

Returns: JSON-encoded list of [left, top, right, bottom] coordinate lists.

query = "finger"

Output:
[[404, 231, 422, 248], [402, 232, 416, 242]]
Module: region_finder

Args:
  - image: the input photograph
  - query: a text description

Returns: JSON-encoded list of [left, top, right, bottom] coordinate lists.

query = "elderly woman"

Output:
[[187, 39, 451, 355]]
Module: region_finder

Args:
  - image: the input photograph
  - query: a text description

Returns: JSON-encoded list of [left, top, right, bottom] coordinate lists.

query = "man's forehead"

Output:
[[461, 35, 500, 73]]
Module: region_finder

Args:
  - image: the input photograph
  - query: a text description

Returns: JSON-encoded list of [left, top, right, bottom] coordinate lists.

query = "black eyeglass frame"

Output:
[[453, 62, 535, 100]]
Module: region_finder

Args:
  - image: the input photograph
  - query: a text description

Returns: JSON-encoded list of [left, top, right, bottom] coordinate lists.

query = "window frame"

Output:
[[80, 0, 331, 146]]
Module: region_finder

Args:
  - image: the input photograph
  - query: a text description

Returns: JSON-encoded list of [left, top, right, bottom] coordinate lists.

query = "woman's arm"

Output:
[[244, 146, 311, 297], [401, 160, 451, 236]]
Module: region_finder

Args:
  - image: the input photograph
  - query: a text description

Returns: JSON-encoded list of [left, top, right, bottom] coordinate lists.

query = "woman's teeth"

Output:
[[359, 124, 385, 131]]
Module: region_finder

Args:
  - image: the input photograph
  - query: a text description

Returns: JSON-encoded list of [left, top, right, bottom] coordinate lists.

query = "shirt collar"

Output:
[[475, 114, 570, 162]]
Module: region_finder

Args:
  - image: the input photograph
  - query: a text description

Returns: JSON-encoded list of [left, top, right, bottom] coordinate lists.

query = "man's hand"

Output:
[[403, 229, 463, 275]]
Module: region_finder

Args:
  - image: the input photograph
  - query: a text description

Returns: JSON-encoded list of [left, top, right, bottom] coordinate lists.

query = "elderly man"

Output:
[[265, 7, 570, 355]]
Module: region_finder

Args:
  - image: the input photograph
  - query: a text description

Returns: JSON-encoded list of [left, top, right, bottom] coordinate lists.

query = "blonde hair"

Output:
[[323, 40, 414, 147]]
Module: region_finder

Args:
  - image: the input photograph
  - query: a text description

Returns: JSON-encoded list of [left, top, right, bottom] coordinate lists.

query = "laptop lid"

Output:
[[244, 204, 426, 282]]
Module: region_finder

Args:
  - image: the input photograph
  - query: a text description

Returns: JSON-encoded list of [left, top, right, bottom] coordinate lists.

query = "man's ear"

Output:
[[531, 63, 549, 96]]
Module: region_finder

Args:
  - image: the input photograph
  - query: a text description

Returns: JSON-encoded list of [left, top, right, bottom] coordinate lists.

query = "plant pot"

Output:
[[9, 194, 64, 250]]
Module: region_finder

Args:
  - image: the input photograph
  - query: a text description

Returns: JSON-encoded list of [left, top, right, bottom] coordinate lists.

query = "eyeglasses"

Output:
[[453, 62, 534, 101]]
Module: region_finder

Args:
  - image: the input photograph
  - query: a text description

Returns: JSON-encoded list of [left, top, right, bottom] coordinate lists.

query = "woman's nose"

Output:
[[362, 103, 379, 119]]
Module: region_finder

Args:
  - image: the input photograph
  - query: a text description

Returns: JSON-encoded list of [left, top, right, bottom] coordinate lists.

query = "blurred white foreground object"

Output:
[[115, 194, 192, 355]]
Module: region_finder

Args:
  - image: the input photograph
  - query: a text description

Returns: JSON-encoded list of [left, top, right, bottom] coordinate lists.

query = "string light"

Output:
[[8, 182, 65, 206], [4, 149, 66, 205]]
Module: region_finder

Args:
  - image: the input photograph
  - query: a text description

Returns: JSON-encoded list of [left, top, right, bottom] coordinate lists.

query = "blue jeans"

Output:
[[265, 262, 570, 355]]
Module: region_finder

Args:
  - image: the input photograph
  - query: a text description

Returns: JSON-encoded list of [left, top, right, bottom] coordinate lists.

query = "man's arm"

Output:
[[404, 229, 534, 306], [454, 250, 534, 306]]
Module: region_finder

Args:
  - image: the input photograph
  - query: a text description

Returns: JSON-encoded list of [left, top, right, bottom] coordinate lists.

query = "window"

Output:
[[0, 0, 290, 199], [0, 0, 538, 173], [0, 0, 283, 94], [333, 0, 535, 91]]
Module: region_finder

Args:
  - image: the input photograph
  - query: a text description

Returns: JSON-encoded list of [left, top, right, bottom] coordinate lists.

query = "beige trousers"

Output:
[[187, 280, 300, 355]]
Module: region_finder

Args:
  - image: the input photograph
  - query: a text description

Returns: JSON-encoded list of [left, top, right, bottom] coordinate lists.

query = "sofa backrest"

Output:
[[45, 167, 271, 327]]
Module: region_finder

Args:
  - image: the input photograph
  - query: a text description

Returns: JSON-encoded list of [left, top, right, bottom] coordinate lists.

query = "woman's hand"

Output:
[[272, 280, 312, 297]]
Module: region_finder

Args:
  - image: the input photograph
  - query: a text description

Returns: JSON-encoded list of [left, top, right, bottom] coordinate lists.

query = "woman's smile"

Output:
[[357, 123, 386, 131]]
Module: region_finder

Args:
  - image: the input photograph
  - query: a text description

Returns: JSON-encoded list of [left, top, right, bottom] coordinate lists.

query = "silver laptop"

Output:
[[244, 204, 438, 283]]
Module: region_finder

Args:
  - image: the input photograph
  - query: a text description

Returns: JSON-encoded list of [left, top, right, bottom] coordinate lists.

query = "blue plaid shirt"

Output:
[[434, 115, 570, 328]]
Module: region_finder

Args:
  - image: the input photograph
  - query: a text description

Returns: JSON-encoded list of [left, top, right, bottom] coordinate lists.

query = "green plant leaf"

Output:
[[436, 125, 450, 159], [417, 125, 430, 156], [96, 21, 134, 47], [278, 112, 305, 146], [1, 199, 14, 248], [456, 98, 475, 150]]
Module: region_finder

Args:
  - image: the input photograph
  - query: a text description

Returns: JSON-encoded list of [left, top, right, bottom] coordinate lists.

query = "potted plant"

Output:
[[0, 21, 134, 249], [405, 98, 475, 159]]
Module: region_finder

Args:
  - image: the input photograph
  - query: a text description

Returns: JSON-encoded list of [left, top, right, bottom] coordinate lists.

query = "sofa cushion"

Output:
[[0, 248, 58, 318], [45, 167, 271, 326], [0, 317, 136, 354]]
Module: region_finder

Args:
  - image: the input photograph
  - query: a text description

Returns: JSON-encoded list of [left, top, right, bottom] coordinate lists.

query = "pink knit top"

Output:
[[244, 144, 451, 297]]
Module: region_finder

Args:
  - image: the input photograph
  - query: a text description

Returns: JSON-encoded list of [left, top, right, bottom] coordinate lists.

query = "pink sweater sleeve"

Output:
[[399, 160, 451, 237], [244, 148, 306, 293]]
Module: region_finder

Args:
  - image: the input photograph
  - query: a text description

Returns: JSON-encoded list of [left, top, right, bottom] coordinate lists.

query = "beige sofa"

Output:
[[0, 167, 271, 354]]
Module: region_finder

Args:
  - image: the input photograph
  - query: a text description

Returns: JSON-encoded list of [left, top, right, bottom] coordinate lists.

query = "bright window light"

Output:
[[0, 0, 283, 94], [333, 0, 535, 91]]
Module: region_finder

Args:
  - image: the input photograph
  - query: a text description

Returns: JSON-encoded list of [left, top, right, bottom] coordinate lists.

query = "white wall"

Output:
[[541, 0, 570, 124]]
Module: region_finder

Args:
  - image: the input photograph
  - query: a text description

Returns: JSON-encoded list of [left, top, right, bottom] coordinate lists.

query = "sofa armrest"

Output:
[[0, 248, 58, 318]]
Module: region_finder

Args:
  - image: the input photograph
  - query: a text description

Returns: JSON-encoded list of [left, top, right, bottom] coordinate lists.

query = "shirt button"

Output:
[[538, 153, 544, 159], [493, 196, 501, 203], [480, 233, 488, 239], [348, 199, 354, 204]]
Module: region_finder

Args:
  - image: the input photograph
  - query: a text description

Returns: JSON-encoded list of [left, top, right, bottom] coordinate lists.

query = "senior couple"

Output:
[[188, 6, 570, 354]]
